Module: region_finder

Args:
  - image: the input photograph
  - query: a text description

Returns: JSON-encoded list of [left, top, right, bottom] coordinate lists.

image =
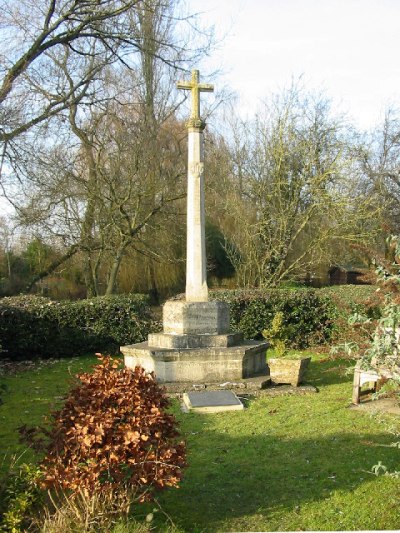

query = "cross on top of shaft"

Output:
[[177, 70, 214, 129]]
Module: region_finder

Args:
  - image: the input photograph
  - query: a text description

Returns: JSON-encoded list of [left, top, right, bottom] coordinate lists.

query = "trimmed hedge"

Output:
[[0, 294, 155, 360], [0, 286, 380, 359], [210, 288, 337, 348]]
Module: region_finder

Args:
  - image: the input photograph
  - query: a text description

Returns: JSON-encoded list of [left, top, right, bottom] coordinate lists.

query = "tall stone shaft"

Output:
[[177, 70, 214, 302], [186, 126, 207, 301]]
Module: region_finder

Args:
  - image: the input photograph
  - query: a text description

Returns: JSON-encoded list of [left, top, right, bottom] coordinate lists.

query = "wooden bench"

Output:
[[352, 362, 392, 404]]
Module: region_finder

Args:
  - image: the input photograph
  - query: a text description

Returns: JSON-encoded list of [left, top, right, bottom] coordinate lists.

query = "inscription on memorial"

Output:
[[163, 301, 230, 335]]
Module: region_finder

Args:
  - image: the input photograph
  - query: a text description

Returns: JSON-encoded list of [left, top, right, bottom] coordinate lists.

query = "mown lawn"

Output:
[[1, 353, 399, 532], [0, 356, 97, 467]]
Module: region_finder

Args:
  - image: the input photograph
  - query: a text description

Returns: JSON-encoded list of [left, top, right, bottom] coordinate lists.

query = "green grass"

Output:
[[1, 354, 400, 532], [0, 355, 98, 467]]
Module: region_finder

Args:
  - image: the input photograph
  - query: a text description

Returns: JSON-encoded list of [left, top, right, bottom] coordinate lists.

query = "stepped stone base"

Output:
[[121, 340, 269, 383], [122, 298, 268, 384], [148, 332, 243, 349]]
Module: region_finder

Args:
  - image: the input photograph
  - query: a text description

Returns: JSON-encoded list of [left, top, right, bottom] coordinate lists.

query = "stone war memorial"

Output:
[[121, 70, 269, 387]]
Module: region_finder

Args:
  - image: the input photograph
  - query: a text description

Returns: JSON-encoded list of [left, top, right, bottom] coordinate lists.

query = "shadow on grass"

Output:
[[154, 415, 399, 531]]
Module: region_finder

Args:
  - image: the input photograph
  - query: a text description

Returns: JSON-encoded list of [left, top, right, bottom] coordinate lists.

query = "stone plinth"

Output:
[[163, 300, 229, 335], [122, 340, 269, 383]]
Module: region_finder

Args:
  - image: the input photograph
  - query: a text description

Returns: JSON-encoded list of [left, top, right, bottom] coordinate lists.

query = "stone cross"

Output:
[[177, 69, 214, 125], [177, 70, 214, 302]]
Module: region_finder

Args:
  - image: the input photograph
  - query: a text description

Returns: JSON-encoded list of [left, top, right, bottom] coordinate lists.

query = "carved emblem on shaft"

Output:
[[189, 162, 204, 178]]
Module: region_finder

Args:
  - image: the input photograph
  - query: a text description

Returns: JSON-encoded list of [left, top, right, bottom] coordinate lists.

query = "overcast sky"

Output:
[[186, 0, 400, 130]]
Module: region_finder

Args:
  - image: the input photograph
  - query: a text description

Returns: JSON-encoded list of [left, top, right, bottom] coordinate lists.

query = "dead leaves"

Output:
[[124, 430, 140, 445], [21, 355, 186, 500]]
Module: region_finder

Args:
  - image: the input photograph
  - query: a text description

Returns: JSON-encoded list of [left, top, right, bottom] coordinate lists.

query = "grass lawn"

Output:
[[1, 353, 399, 532], [0, 356, 97, 467]]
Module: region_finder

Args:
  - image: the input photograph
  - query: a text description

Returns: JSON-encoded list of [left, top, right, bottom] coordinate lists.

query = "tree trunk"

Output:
[[26, 244, 79, 292], [105, 243, 129, 295], [148, 258, 160, 304]]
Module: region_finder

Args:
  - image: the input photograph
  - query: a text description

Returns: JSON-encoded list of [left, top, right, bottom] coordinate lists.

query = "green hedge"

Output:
[[210, 288, 337, 348], [0, 287, 380, 359], [0, 294, 155, 360]]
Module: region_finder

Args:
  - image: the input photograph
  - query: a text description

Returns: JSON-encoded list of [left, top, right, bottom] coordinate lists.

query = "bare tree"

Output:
[[0, 0, 207, 144], [3, 0, 206, 295], [210, 85, 381, 287], [359, 107, 400, 237], [0, 216, 14, 283]]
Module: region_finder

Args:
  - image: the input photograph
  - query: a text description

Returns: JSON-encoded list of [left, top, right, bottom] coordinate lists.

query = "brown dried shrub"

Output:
[[20, 355, 186, 502]]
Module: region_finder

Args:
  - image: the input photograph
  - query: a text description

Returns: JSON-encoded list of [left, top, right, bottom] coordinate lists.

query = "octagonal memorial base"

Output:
[[121, 340, 269, 383]]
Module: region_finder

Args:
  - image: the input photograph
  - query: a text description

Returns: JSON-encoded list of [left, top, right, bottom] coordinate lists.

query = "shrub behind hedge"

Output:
[[0, 294, 155, 360], [318, 285, 380, 318], [318, 285, 380, 345], [210, 288, 337, 348]]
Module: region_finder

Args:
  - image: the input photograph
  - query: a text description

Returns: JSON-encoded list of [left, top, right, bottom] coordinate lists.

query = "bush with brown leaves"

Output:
[[20, 355, 186, 502]]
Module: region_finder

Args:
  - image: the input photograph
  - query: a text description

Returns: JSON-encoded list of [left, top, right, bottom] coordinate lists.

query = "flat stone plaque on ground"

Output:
[[182, 390, 244, 413]]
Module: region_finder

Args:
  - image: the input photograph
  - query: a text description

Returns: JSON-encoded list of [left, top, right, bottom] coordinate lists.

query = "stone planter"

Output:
[[268, 357, 311, 387]]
